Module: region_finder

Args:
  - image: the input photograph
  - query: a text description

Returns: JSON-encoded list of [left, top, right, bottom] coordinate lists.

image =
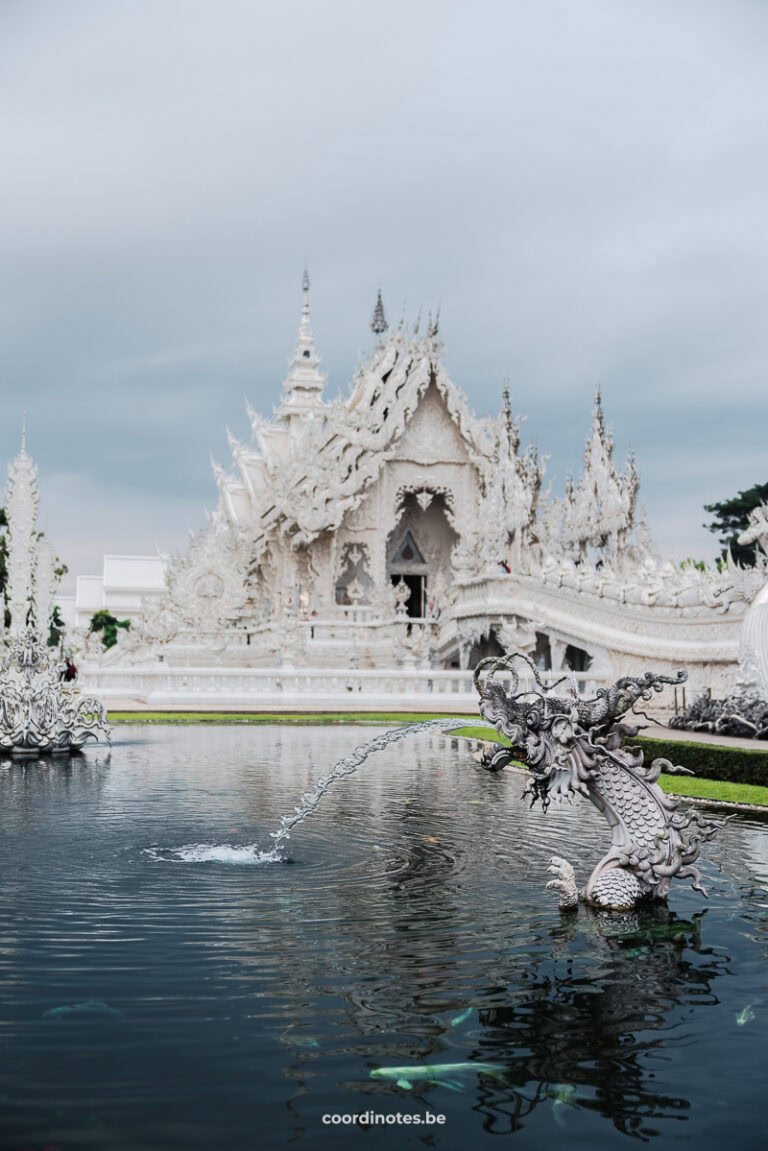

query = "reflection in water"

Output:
[[475, 907, 723, 1139], [291, 836, 726, 1139], [0, 725, 763, 1150]]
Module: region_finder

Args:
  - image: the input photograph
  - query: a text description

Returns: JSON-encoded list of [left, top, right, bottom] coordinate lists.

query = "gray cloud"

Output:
[[1, 0, 766, 588]]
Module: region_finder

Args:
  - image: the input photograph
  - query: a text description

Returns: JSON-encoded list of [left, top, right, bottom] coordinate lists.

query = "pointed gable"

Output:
[[390, 379, 475, 465]]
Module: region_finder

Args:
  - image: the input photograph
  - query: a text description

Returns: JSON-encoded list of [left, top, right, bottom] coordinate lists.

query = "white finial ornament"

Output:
[[371, 289, 388, 337]]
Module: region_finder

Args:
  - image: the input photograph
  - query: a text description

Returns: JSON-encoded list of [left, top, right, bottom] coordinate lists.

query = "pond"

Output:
[[0, 724, 765, 1149]]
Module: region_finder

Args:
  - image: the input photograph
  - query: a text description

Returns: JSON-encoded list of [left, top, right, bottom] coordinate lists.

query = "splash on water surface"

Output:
[[145, 844, 281, 865]]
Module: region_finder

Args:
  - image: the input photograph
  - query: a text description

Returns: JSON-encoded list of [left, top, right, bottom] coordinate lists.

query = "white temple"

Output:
[[64, 274, 767, 708]]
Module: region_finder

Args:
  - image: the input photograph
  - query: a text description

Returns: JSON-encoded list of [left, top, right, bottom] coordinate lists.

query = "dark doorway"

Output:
[[468, 629, 505, 668], [533, 632, 552, 670], [391, 573, 426, 617], [563, 643, 592, 672]]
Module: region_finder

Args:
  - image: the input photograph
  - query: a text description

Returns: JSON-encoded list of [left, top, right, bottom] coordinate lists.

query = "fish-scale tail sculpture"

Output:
[[474, 653, 718, 911]]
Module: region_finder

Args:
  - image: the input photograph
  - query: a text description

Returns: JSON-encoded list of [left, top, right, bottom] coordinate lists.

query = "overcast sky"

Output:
[[1, 0, 766, 591]]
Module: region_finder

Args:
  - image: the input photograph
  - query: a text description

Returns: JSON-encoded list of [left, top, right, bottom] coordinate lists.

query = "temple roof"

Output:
[[217, 300, 492, 548]]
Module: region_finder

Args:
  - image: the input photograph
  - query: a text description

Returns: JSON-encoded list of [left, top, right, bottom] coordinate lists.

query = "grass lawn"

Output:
[[107, 712, 768, 807], [655, 775, 768, 806], [108, 711, 475, 726]]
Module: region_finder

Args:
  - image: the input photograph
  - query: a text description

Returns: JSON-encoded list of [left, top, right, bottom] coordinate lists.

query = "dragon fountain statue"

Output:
[[0, 629, 111, 754], [474, 653, 718, 911]]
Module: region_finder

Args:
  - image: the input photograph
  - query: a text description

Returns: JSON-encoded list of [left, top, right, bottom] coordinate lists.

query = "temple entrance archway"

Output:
[[387, 492, 458, 619], [391, 572, 426, 618]]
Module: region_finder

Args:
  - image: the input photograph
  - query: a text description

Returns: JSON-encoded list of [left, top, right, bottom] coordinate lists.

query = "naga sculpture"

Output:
[[474, 653, 718, 911], [0, 628, 110, 754]]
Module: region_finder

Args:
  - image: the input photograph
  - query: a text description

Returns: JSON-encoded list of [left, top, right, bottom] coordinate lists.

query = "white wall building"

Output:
[[72, 555, 167, 629]]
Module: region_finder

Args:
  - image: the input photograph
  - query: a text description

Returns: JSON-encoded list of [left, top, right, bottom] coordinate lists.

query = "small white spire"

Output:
[[279, 268, 326, 419]]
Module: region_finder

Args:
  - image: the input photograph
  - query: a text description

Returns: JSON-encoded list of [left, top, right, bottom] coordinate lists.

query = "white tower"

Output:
[[4, 421, 40, 635], [277, 269, 326, 424]]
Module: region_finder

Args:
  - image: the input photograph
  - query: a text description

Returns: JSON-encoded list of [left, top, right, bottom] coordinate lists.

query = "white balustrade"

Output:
[[77, 664, 610, 711]]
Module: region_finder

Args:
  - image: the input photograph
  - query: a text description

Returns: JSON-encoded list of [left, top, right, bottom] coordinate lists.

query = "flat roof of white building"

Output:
[[102, 555, 167, 590]]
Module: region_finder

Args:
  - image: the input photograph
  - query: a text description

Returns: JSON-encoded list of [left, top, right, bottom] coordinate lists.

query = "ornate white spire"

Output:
[[5, 422, 40, 635], [562, 388, 638, 561], [475, 386, 542, 568], [279, 268, 326, 417]]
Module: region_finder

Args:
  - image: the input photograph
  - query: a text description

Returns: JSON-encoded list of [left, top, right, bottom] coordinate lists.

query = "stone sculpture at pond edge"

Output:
[[475, 653, 718, 911]]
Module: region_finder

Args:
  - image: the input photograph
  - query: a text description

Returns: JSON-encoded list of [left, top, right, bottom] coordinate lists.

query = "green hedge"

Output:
[[455, 727, 768, 790], [634, 736, 768, 787]]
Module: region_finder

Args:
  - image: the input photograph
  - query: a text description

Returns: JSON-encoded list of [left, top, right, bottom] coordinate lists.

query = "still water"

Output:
[[0, 724, 766, 1149]]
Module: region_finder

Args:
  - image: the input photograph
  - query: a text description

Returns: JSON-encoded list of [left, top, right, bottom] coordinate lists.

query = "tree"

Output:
[[89, 610, 130, 649], [0, 507, 8, 628], [704, 482, 768, 566], [47, 605, 65, 648]]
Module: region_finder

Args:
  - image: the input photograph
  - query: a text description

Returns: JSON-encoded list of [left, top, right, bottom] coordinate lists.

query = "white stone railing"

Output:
[[78, 665, 611, 711], [138, 613, 422, 649]]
